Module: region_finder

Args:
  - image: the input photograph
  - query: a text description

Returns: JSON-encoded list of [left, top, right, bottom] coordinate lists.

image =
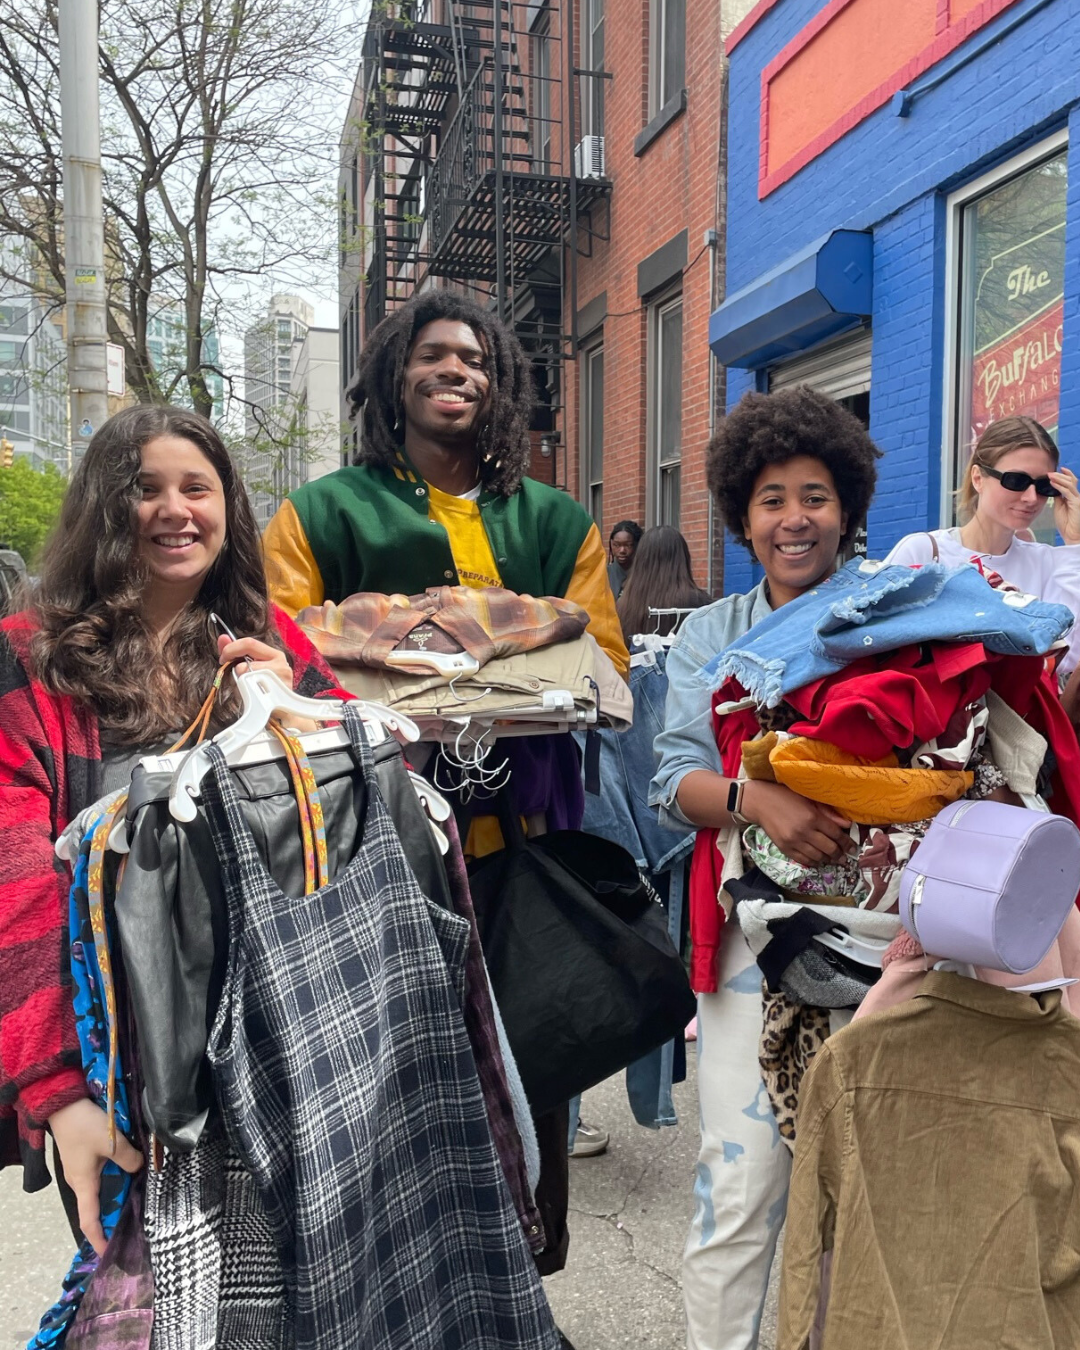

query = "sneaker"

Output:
[[569, 1121, 609, 1158]]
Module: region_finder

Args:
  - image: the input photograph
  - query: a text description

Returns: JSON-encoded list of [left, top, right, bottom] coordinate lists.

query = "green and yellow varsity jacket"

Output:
[[262, 458, 629, 677]]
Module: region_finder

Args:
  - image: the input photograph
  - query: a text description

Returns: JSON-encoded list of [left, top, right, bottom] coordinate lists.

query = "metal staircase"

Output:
[[357, 0, 611, 468]]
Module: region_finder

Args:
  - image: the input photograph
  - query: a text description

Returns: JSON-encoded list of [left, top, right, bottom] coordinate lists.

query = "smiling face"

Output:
[[401, 318, 491, 446], [972, 445, 1056, 536], [743, 455, 847, 607], [136, 434, 227, 616]]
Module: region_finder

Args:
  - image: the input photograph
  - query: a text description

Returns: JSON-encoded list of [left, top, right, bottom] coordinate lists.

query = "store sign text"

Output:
[[971, 300, 1063, 435], [1006, 264, 1051, 303]]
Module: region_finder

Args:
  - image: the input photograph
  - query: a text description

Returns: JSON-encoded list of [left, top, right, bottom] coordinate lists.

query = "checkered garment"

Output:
[[144, 1127, 292, 1350], [201, 704, 560, 1350]]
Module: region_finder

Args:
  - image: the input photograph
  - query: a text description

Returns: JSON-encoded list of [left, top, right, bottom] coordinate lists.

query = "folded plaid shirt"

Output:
[[297, 586, 590, 676]]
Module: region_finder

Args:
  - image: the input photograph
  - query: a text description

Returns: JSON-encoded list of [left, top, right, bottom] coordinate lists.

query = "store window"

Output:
[[650, 294, 682, 528], [580, 342, 604, 524], [950, 140, 1067, 513]]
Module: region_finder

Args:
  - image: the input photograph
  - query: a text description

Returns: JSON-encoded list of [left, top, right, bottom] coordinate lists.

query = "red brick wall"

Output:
[[559, 0, 727, 592]]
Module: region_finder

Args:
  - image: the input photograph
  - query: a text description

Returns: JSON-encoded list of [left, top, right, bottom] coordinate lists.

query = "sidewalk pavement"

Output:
[[546, 1053, 781, 1350], [1, 1162, 71, 1349]]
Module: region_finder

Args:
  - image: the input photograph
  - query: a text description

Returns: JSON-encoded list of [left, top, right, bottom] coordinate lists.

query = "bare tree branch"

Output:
[[0, 0, 358, 422]]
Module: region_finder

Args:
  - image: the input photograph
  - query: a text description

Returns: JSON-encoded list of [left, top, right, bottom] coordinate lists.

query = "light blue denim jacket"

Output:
[[648, 582, 771, 830], [701, 558, 1074, 707]]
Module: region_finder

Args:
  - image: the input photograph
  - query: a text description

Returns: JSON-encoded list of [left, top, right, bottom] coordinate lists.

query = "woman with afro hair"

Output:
[[649, 384, 881, 1350]]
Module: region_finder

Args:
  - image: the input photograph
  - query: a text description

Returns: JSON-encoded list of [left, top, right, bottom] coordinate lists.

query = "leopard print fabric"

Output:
[[759, 985, 831, 1152]]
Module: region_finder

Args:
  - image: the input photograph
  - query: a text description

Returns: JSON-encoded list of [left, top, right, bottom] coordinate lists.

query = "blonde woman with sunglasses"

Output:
[[885, 415, 1080, 682]]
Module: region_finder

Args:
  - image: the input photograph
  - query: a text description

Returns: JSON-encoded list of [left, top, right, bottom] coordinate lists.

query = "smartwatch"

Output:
[[726, 779, 751, 828]]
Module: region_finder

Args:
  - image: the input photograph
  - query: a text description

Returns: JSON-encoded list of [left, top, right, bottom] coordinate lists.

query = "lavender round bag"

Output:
[[899, 799, 1080, 973]]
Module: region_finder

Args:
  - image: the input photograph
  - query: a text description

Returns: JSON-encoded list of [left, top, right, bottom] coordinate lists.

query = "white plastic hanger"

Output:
[[167, 665, 419, 822], [814, 929, 893, 970], [647, 606, 697, 647]]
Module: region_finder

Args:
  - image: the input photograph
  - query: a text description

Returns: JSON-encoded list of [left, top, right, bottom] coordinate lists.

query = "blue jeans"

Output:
[[624, 863, 687, 1129], [700, 557, 1074, 707], [578, 651, 695, 873], [578, 652, 695, 1132]]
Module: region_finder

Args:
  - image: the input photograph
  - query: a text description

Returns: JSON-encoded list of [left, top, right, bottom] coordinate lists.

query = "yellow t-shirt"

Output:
[[425, 482, 503, 590]]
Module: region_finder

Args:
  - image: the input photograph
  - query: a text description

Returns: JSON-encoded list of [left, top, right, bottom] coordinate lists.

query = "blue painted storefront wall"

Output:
[[720, 0, 1080, 598]]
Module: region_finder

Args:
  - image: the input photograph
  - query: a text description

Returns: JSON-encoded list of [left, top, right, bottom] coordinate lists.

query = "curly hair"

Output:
[[707, 385, 881, 552], [30, 404, 280, 743], [347, 290, 535, 497]]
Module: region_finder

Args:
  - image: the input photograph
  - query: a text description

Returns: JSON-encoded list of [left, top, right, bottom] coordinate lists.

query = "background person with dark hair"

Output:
[[569, 525, 711, 1160], [615, 524, 710, 646], [606, 519, 642, 600], [649, 386, 881, 1350]]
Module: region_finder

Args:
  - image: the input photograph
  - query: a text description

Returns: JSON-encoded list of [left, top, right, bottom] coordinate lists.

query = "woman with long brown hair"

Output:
[[615, 524, 710, 647], [0, 404, 338, 1259], [885, 415, 1080, 676]]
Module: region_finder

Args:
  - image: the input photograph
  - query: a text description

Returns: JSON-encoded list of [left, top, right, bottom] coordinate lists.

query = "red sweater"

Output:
[[0, 607, 342, 1190]]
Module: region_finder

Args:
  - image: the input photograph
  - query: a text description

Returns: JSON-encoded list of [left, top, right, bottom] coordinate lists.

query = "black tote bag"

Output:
[[467, 794, 697, 1116]]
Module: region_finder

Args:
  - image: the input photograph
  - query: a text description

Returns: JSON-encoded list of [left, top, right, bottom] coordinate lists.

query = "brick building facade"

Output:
[[711, 0, 1080, 595], [560, 0, 754, 593], [340, 0, 754, 594]]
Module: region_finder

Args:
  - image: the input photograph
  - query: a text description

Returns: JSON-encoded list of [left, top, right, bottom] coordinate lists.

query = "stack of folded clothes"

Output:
[[696, 558, 1080, 1145], [297, 585, 633, 740]]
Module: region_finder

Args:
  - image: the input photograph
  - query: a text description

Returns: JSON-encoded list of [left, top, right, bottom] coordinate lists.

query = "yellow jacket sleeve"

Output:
[[262, 499, 325, 618], [565, 522, 630, 679]]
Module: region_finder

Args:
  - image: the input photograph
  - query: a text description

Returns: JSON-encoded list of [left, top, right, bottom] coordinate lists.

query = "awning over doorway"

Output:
[[709, 230, 873, 369]]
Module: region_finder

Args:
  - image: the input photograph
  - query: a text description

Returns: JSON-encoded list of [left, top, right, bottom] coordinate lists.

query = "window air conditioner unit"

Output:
[[573, 134, 606, 180]]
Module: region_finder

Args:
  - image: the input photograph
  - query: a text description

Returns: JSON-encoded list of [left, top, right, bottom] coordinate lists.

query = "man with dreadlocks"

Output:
[[262, 293, 626, 1318], [263, 290, 626, 674]]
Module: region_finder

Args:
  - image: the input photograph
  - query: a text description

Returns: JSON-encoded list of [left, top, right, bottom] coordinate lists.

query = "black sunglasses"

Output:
[[979, 464, 1060, 498]]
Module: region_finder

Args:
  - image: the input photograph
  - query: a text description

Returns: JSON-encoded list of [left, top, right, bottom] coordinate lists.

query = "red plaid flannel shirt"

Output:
[[0, 606, 341, 1189]]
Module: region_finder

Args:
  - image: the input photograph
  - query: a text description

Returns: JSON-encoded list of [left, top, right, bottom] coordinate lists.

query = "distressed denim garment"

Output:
[[700, 559, 1074, 708], [649, 583, 772, 832], [580, 650, 694, 873]]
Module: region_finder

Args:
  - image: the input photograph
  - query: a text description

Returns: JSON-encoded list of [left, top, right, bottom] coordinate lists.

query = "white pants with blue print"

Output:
[[684, 924, 790, 1350]]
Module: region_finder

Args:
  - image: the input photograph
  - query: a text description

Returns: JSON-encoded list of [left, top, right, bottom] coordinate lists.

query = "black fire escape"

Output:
[[359, 0, 611, 474]]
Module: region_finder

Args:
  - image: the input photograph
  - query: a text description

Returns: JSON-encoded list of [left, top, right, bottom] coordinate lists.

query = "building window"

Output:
[[947, 136, 1067, 524], [649, 0, 685, 118], [650, 295, 682, 527], [581, 0, 605, 140], [400, 167, 422, 248], [531, 11, 552, 172], [581, 342, 604, 524], [0, 305, 29, 336]]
